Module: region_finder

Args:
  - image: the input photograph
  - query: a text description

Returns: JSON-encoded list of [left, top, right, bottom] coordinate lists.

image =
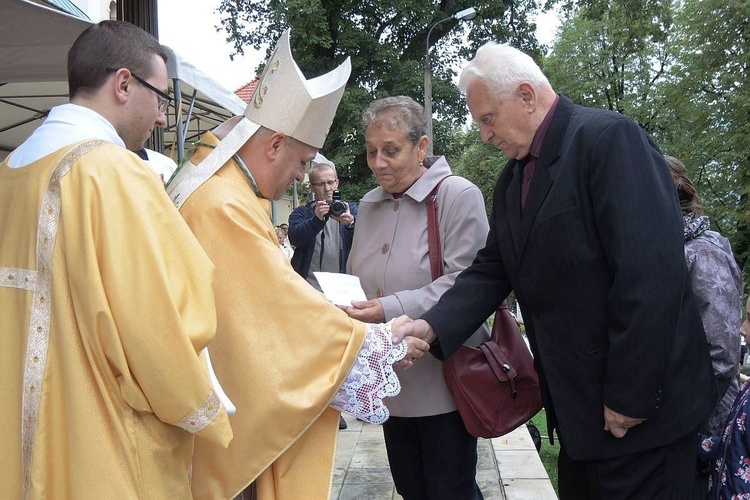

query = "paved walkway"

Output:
[[331, 416, 557, 500]]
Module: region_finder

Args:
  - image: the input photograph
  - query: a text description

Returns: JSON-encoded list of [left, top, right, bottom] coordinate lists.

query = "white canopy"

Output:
[[0, 0, 90, 84], [0, 0, 246, 162]]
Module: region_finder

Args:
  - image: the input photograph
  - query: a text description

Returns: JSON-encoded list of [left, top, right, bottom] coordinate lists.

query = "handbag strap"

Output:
[[492, 300, 518, 345], [427, 176, 514, 344], [426, 175, 454, 281]]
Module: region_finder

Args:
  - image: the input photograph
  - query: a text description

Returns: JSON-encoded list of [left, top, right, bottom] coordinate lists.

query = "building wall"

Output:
[[273, 195, 295, 227]]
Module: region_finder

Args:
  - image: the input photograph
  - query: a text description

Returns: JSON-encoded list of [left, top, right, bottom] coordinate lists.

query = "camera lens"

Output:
[[329, 189, 346, 217], [330, 200, 346, 217]]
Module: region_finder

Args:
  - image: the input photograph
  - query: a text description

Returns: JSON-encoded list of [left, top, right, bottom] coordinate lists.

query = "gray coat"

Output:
[[685, 229, 743, 434], [348, 156, 490, 417]]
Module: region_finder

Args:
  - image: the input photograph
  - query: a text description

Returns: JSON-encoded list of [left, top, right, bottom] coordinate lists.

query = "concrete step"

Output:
[[331, 416, 557, 499]]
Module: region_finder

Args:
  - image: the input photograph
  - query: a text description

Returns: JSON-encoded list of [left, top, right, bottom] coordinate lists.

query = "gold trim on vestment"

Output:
[[0, 268, 37, 290], [19, 140, 106, 499], [167, 118, 260, 209], [176, 390, 221, 433]]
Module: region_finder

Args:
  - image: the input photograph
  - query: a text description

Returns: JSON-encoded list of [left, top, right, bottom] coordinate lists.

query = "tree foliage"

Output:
[[664, 0, 750, 279], [453, 131, 507, 216], [216, 0, 545, 201], [544, 0, 673, 133]]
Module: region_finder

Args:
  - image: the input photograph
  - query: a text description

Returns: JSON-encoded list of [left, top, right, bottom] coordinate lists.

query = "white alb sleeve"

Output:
[[329, 320, 407, 424], [203, 348, 236, 416]]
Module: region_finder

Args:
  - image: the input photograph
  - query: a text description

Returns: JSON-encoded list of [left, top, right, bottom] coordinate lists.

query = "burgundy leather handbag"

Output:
[[426, 177, 543, 438]]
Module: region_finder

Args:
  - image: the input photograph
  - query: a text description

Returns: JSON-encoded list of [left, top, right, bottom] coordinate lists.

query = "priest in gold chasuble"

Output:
[[168, 30, 429, 500], [0, 21, 233, 499]]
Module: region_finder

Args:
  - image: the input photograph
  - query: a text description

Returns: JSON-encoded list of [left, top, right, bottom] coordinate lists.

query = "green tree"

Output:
[[452, 125, 507, 216], [663, 0, 750, 282], [543, 0, 674, 133], [216, 0, 546, 201]]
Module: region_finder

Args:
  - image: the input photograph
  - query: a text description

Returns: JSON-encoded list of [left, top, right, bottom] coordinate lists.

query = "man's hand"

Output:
[[342, 299, 385, 323], [390, 315, 430, 369], [330, 202, 354, 228], [391, 314, 411, 331], [392, 318, 437, 345], [314, 200, 330, 221], [603, 405, 647, 438]]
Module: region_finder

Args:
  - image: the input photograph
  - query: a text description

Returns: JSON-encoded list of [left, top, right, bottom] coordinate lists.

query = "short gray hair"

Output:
[[458, 42, 551, 98], [309, 160, 337, 182], [361, 96, 426, 146]]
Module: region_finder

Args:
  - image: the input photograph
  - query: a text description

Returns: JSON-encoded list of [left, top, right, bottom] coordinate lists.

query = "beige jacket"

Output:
[[348, 157, 490, 417]]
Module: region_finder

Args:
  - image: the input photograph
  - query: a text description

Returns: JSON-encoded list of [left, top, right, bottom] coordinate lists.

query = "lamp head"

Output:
[[454, 7, 477, 21]]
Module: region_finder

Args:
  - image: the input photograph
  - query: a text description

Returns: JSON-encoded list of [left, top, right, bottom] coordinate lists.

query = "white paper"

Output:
[[314, 272, 367, 306]]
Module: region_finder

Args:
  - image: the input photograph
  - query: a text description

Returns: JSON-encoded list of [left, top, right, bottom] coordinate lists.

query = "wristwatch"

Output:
[[346, 218, 355, 229]]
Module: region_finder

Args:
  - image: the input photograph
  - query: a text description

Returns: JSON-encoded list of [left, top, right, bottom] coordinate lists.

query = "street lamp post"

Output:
[[424, 7, 476, 156]]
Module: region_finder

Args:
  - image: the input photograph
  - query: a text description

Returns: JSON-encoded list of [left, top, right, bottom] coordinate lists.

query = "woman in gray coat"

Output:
[[666, 155, 742, 434], [342, 96, 489, 500], [665, 156, 743, 498]]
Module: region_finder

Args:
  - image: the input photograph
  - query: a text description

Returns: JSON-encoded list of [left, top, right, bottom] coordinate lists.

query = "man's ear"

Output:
[[264, 132, 286, 161], [111, 69, 132, 105], [518, 82, 537, 110]]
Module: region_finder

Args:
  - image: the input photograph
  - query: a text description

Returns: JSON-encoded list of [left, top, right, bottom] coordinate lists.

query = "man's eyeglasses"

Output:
[[106, 67, 172, 113], [310, 180, 338, 188]]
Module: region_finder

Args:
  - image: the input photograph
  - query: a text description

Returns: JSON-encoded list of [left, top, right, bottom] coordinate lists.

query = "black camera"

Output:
[[329, 189, 347, 217]]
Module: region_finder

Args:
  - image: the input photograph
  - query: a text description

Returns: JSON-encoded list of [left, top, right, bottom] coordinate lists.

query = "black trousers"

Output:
[[382, 411, 483, 500], [557, 429, 698, 500]]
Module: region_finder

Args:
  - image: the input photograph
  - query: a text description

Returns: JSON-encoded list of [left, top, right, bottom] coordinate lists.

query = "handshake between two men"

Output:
[[390, 317, 436, 369], [338, 302, 435, 369]]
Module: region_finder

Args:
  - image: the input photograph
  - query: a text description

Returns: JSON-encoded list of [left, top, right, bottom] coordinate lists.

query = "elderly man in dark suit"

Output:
[[395, 42, 716, 499]]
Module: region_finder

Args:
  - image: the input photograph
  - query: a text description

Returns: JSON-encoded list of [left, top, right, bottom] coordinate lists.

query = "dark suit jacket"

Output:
[[288, 201, 357, 278], [422, 95, 716, 461]]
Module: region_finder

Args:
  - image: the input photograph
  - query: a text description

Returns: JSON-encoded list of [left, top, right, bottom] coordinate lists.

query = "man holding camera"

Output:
[[290, 154, 357, 429], [289, 153, 357, 293]]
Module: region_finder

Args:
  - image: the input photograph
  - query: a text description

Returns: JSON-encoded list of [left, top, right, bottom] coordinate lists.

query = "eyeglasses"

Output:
[[106, 67, 172, 113], [310, 180, 338, 188]]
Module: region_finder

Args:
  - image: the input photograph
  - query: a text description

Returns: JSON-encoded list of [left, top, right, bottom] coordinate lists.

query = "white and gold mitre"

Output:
[[246, 29, 350, 149], [167, 29, 351, 208]]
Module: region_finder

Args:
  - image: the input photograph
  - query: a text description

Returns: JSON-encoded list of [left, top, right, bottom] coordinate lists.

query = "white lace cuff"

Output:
[[329, 320, 407, 424]]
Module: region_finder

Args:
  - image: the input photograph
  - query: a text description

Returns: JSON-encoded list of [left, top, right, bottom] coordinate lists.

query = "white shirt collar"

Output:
[[8, 103, 124, 168]]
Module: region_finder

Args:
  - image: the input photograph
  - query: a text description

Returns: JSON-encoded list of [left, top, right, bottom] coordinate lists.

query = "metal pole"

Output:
[[424, 54, 434, 156], [423, 8, 476, 157], [424, 17, 452, 157], [173, 78, 184, 164]]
